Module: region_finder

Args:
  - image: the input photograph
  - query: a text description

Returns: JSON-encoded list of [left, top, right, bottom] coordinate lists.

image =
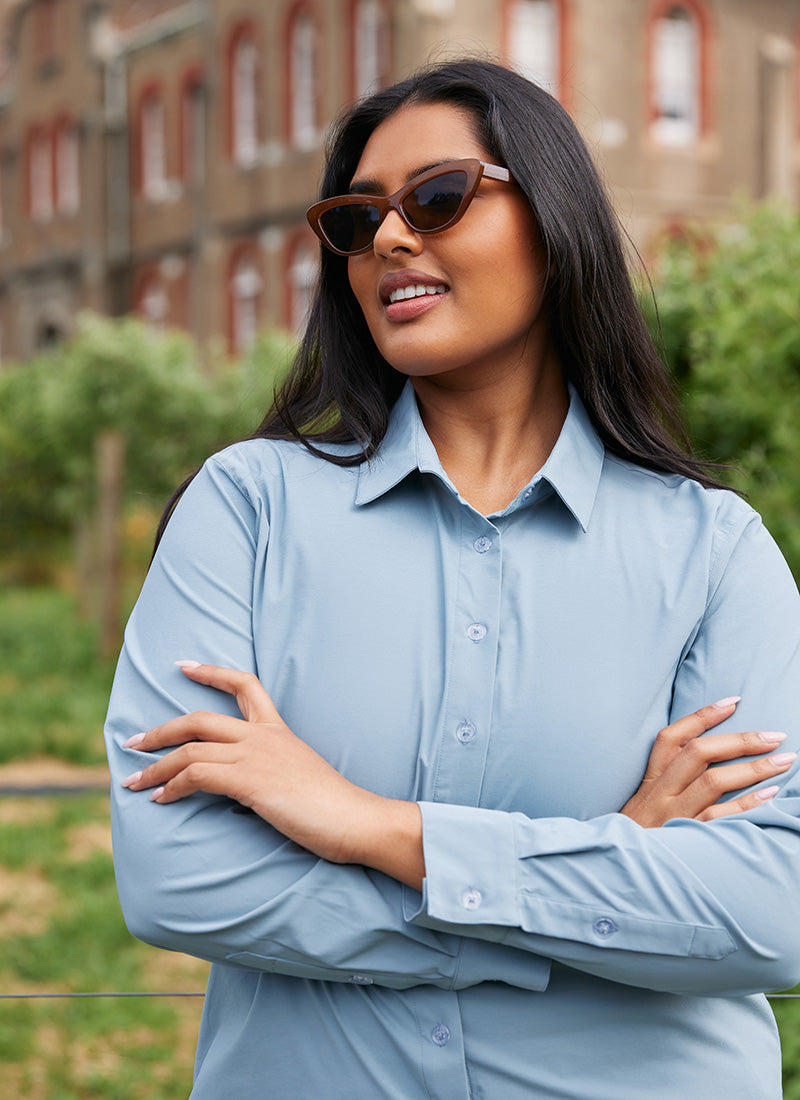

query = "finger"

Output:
[[697, 785, 781, 822], [678, 752, 795, 817], [151, 761, 240, 805], [175, 661, 281, 724], [657, 731, 790, 793], [122, 740, 235, 791], [642, 697, 741, 778], [122, 711, 248, 752]]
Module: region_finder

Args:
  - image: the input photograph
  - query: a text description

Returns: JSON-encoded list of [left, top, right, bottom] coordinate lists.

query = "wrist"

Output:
[[350, 794, 425, 891]]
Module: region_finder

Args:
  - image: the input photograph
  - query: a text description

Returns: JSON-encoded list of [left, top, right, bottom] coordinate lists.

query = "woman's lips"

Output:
[[379, 271, 450, 322], [384, 289, 449, 322]]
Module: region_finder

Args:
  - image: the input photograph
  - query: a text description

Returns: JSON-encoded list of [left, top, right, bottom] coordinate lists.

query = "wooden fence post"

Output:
[[96, 429, 125, 661]]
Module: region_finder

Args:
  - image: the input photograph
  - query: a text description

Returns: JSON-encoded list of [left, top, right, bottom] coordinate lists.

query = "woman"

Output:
[[105, 60, 800, 1098]]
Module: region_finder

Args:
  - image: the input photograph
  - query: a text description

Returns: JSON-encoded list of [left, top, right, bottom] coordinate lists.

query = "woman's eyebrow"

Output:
[[347, 161, 455, 195]]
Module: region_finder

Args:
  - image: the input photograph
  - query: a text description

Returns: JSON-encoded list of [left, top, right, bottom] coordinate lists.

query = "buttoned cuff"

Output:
[[411, 801, 522, 927], [410, 802, 736, 964]]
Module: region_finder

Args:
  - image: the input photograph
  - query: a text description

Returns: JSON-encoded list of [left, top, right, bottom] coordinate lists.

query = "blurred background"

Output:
[[2, 1, 800, 1097]]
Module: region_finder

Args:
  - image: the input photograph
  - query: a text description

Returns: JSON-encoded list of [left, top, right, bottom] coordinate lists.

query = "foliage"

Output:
[[643, 200, 800, 578], [0, 315, 292, 561], [0, 587, 115, 765]]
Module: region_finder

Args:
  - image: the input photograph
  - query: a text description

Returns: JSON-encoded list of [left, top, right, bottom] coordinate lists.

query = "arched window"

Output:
[[352, 0, 390, 99], [139, 87, 167, 199], [181, 69, 206, 185], [27, 126, 53, 221], [54, 118, 80, 214], [229, 246, 263, 354], [650, 4, 702, 145], [289, 8, 318, 149], [287, 238, 317, 335], [506, 0, 560, 95], [229, 26, 259, 165]]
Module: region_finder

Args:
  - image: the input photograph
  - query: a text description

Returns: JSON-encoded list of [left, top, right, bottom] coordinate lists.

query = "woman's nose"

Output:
[[372, 208, 423, 256]]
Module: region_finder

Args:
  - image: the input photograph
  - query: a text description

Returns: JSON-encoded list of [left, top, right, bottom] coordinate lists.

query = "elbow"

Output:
[[117, 882, 182, 953]]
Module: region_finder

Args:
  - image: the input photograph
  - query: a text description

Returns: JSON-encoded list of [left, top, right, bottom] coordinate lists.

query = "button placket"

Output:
[[412, 986, 470, 1097], [430, 516, 501, 808]]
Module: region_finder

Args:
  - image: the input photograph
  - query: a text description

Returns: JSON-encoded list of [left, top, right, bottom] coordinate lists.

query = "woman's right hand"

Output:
[[620, 698, 796, 828]]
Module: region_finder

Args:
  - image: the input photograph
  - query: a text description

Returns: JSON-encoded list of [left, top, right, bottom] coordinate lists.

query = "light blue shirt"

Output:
[[106, 382, 800, 1099]]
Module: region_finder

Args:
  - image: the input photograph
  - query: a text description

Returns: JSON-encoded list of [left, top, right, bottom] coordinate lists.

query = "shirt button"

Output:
[[431, 1023, 451, 1046], [456, 721, 477, 744], [522, 486, 534, 501], [461, 887, 482, 910], [593, 917, 617, 937], [349, 974, 374, 985], [466, 622, 487, 642], [473, 535, 492, 554]]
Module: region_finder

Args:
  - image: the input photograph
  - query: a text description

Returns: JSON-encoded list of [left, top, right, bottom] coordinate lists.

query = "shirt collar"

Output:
[[354, 379, 604, 532]]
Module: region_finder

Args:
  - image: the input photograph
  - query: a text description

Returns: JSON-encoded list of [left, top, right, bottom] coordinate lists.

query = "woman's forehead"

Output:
[[350, 102, 489, 190]]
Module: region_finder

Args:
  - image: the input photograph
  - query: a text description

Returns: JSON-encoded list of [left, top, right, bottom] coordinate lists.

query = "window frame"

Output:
[[137, 83, 168, 200], [227, 242, 263, 355], [286, 2, 320, 150], [502, 0, 570, 106], [647, 0, 712, 147], [226, 22, 261, 167]]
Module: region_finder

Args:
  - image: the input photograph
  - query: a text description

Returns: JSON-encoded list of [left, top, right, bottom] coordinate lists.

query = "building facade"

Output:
[[0, 0, 798, 361]]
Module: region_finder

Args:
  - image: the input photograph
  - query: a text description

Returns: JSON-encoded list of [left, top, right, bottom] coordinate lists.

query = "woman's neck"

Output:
[[411, 355, 569, 516]]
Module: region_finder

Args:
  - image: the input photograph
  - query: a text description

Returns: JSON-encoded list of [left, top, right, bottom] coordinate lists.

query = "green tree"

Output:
[[0, 314, 292, 555], [643, 201, 800, 578]]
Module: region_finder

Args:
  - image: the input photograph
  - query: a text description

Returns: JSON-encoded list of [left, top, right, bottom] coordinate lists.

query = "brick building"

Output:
[[0, 0, 797, 361]]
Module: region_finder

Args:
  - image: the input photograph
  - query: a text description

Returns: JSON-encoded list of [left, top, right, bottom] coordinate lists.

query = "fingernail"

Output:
[[770, 752, 796, 767], [121, 771, 142, 788], [175, 660, 201, 670], [759, 732, 787, 743], [755, 786, 780, 801], [713, 696, 741, 709], [149, 787, 165, 802], [122, 732, 146, 748]]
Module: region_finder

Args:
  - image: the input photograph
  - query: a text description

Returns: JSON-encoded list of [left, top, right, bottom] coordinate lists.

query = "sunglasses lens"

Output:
[[403, 170, 469, 232], [319, 203, 381, 254]]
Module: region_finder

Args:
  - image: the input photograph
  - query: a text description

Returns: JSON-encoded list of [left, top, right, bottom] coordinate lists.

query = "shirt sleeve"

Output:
[[410, 509, 800, 997], [105, 454, 551, 993]]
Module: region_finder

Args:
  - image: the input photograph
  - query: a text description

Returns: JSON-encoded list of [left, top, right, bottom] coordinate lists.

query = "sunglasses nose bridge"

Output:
[[370, 194, 422, 252]]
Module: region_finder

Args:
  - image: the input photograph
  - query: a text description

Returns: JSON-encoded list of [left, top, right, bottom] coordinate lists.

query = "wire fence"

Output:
[[1, 991, 799, 1000]]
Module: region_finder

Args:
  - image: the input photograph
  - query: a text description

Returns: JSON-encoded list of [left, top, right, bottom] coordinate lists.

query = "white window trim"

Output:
[[651, 6, 700, 147], [508, 0, 559, 94], [291, 15, 317, 150], [233, 37, 259, 166]]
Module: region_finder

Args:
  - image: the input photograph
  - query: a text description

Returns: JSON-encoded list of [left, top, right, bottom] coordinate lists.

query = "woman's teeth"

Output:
[[388, 284, 447, 304]]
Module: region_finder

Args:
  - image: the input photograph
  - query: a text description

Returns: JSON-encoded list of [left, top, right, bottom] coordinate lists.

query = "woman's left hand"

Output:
[[121, 662, 425, 887]]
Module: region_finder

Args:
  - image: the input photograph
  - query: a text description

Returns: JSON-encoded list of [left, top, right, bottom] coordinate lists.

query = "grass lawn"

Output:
[[0, 793, 207, 1099], [1, 582, 799, 1095]]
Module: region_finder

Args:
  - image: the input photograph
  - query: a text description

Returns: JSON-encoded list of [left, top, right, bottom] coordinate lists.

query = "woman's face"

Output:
[[347, 101, 550, 388]]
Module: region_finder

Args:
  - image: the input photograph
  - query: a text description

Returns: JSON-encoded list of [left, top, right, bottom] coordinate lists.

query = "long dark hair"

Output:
[[157, 58, 725, 547]]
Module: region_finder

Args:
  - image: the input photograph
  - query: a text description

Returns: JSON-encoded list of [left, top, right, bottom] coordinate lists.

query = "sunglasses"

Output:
[[306, 159, 513, 257]]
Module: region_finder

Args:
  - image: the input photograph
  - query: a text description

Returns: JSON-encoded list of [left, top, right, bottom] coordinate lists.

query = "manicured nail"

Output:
[[770, 752, 796, 768], [713, 696, 741, 709], [755, 786, 780, 801], [175, 660, 201, 670], [149, 787, 165, 802], [122, 732, 146, 749], [121, 771, 142, 788], [759, 732, 787, 743]]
